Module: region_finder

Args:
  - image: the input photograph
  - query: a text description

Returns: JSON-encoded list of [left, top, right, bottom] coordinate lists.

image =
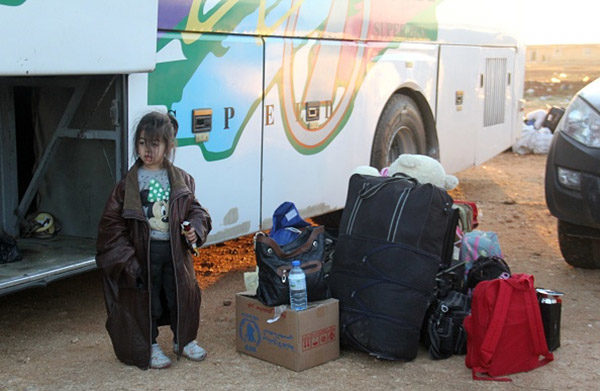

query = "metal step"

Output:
[[0, 235, 97, 296]]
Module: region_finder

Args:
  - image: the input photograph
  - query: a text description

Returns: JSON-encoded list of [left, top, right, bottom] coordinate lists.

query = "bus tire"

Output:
[[370, 94, 426, 170]]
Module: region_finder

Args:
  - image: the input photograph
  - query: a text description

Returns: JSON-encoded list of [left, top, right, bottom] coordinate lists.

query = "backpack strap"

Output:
[[472, 280, 512, 382]]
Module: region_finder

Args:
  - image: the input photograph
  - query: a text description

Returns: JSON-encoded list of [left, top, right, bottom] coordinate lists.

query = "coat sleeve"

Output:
[[96, 181, 141, 282], [184, 175, 212, 246]]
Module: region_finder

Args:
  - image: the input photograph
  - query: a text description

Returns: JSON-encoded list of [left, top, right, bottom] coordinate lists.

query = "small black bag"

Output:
[[424, 290, 470, 359], [466, 255, 511, 291], [254, 225, 330, 306]]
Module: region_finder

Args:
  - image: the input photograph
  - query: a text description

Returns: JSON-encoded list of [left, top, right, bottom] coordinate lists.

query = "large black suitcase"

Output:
[[329, 173, 456, 360]]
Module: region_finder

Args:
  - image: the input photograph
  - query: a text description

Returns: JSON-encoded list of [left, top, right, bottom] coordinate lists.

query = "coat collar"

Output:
[[122, 159, 189, 217]]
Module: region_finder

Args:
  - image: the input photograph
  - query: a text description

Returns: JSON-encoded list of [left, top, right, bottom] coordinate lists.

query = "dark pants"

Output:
[[150, 240, 177, 344]]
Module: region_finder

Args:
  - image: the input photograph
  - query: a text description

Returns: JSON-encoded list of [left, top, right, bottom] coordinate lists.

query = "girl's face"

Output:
[[137, 131, 167, 170]]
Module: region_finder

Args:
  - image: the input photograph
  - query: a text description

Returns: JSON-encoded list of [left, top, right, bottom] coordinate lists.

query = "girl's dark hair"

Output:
[[167, 111, 179, 137], [133, 111, 176, 161]]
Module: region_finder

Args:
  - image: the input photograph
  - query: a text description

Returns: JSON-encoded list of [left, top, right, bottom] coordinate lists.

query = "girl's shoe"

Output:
[[150, 343, 172, 369], [173, 340, 207, 361]]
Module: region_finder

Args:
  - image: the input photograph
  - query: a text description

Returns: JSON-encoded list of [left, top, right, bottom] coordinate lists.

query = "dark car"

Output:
[[545, 77, 600, 268]]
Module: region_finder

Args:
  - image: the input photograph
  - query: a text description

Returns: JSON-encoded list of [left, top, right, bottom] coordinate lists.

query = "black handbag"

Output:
[[254, 225, 330, 306], [424, 290, 471, 359]]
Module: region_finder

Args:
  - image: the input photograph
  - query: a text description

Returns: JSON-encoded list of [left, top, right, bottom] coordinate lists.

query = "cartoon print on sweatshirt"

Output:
[[140, 178, 171, 233]]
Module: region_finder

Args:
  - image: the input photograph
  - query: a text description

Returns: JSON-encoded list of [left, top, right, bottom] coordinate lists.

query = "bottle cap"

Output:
[[536, 288, 564, 297], [292, 260, 300, 266]]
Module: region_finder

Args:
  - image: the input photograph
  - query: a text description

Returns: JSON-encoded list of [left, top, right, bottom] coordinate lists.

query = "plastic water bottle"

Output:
[[289, 260, 307, 311]]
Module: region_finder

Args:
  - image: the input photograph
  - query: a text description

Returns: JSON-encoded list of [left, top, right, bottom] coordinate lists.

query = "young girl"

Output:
[[96, 111, 212, 369]]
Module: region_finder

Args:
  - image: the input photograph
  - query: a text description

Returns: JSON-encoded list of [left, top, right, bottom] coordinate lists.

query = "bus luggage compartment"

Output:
[[0, 75, 125, 296]]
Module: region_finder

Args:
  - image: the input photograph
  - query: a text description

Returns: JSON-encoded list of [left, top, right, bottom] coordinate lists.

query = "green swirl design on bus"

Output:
[[0, 0, 27, 6], [149, 0, 439, 161]]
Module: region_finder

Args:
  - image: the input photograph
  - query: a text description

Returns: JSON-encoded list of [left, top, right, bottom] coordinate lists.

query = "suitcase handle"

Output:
[[254, 226, 324, 258], [359, 175, 416, 199]]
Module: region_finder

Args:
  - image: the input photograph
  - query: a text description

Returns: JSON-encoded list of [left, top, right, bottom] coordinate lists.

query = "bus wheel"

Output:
[[370, 94, 426, 170]]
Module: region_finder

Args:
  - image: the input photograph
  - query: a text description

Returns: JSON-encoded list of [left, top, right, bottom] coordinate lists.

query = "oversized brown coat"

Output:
[[96, 159, 211, 369]]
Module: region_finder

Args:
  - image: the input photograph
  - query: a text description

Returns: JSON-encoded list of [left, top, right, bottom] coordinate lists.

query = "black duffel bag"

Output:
[[254, 225, 330, 306], [338, 173, 455, 260], [331, 235, 441, 360], [330, 173, 456, 360]]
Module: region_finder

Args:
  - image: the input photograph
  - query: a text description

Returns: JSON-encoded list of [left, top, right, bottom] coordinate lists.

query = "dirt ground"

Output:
[[1, 59, 598, 390], [2, 151, 600, 391]]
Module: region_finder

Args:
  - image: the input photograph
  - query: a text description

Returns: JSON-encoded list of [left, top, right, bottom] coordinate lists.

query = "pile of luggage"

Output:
[[252, 162, 561, 381]]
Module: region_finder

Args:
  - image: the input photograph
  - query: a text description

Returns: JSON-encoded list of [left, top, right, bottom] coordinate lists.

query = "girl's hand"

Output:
[[182, 225, 197, 244]]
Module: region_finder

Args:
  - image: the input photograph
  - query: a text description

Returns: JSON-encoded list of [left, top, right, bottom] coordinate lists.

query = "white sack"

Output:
[[512, 124, 553, 155]]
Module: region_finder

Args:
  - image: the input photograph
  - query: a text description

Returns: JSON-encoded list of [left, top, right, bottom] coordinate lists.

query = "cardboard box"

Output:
[[235, 293, 339, 371]]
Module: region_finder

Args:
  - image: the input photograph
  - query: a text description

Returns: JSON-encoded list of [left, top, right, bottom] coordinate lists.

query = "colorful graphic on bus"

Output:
[[0, 0, 27, 6], [149, 0, 439, 160]]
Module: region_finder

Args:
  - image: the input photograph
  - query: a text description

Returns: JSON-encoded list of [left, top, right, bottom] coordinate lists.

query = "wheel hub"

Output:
[[387, 125, 418, 166]]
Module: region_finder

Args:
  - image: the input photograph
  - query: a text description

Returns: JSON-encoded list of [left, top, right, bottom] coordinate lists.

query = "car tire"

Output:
[[370, 94, 426, 170], [558, 220, 600, 269]]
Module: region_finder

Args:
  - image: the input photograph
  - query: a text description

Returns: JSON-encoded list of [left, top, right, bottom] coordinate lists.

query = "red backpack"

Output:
[[464, 274, 553, 381]]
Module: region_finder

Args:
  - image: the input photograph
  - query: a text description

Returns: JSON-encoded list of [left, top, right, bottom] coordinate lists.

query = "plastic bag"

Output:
[[459, 230, 502, 276], [512, 125, 553, 155]]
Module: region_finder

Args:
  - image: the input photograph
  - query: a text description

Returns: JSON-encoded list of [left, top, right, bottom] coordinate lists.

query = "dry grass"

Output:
[[193, 235, 255, 289]]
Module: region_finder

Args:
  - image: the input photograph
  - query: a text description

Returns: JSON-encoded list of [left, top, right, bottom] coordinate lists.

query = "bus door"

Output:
[[437, 45, 483, 174], [475, 47, 516, 164], [437, 45, 516, 172]]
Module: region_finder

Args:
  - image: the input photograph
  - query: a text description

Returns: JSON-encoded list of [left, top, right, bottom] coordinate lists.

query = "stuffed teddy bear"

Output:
[[352, 165, 381, 176], [388, 154, 459, 191]]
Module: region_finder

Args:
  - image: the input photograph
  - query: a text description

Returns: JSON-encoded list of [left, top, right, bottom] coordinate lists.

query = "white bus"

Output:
[[0, 0, 524, 295]]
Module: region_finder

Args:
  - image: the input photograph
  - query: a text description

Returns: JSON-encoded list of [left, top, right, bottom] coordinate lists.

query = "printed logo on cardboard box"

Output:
[[239, 312, 295, 352], [239, 317, 261, 352]]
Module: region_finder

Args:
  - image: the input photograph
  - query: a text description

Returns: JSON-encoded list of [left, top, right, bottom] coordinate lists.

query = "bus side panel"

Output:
[[160, 0, 440, 43], [438, 46, 519, 173], [436, 0, 520, 46], [128, 33, 264, 244], [437, 45, 482, 174], [359, 42, 439, 156], [475, 47, 516, 165], [1, 0, 158, 76], [261, 37, 438, 226], [261, 37, 369, 225]]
